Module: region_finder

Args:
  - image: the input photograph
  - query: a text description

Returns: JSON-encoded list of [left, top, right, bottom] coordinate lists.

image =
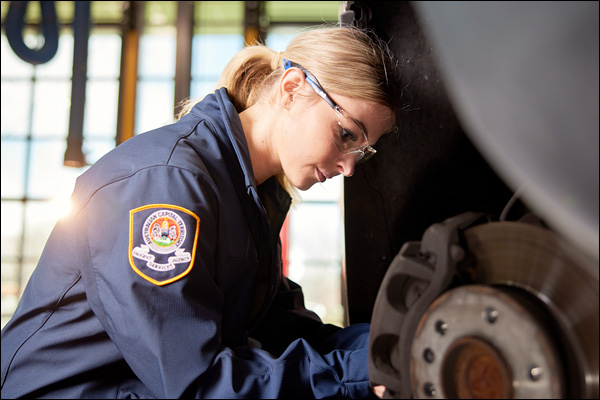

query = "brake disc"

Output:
[[410, 222, 599, 398]]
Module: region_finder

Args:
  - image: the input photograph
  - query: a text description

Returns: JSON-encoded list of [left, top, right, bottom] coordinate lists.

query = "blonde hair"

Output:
[[178, 26, 399, 198]]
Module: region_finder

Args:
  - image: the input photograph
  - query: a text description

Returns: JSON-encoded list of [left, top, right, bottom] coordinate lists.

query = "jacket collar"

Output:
[[188, 87, 291, 219], [192, 87, 257, 191]]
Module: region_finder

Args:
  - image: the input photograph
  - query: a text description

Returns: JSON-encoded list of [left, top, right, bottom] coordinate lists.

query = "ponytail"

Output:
[[176, 44, 282, 119], [215, 45, 282, 112]]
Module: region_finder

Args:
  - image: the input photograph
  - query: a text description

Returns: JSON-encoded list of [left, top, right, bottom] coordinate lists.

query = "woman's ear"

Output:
[[279, 67, 306, 109]]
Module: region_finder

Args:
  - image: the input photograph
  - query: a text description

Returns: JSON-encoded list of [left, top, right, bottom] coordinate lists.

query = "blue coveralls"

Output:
[[1, 88, 373, 399]]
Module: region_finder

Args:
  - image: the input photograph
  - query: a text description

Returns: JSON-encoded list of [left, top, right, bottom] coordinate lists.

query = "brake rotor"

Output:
[[410, 221, 599, 398]]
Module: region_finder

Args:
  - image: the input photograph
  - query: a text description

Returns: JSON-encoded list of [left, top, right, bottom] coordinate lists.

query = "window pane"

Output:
[[1, 202, 24, 260], [266, 28, 300, 52], [84, 80, 119, 138], [190, 80, 217, 100], [83, 138, 115, 165], [289, 203, 343, 264], [288, 201, 344, 326], [22, 201, 69, 262], [0, 81, 32, 137], [1, 141, 27, 198], [300, 174, 343, 202], [88, 31, 121, 79], [138, 33, 176, 78], [136, 81, 175, 134], [296, 262, 344, 326], [1, 267, 20, 329], [191, 34, 243, 78], [0, 261, 19, 289], [31, 81, 71, 138], [27, 140, 82, 199], [0, 35, 35, 78]]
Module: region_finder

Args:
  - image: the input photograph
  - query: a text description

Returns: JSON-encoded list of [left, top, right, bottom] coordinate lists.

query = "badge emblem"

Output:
[[129, 204, 200, 286]]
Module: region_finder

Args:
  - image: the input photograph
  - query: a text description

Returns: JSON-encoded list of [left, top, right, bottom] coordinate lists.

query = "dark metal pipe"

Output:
[[174, 1, 194, 118], [5, 1, 59, 65], [64, 1, 91, 167]]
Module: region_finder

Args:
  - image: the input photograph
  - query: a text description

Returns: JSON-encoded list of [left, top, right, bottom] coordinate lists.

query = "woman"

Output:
[[1, 26, 398, 398]]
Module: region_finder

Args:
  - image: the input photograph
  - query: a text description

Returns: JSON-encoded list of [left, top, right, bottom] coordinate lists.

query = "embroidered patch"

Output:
[[129, 204, 200, 286]]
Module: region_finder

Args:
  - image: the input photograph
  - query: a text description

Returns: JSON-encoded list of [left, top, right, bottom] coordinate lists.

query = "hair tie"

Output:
[[272, 51, 284, 70]]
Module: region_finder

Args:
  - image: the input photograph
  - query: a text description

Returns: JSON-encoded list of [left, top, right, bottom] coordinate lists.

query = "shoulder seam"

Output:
[[75, 164, 213, 218]]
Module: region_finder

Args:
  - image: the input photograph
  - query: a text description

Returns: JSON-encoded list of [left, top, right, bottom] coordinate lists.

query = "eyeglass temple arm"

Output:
[[283, 59, 338, 110]]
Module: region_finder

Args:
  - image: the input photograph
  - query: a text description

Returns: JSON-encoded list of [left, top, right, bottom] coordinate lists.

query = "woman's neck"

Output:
[[239, 102, 283, 185]]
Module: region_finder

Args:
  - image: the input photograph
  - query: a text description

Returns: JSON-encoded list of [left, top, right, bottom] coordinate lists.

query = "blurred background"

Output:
[[0, 1, 347, 329]]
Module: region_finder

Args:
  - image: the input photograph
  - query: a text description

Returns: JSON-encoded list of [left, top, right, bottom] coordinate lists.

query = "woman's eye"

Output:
[[340, 127, 357, 143]]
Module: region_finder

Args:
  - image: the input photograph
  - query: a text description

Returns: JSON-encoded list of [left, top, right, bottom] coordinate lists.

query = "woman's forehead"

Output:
[[329, 93, 393, 140]]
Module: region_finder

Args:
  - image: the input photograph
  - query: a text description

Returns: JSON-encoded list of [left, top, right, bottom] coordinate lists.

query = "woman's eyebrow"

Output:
[[350, 115, 369, 139]]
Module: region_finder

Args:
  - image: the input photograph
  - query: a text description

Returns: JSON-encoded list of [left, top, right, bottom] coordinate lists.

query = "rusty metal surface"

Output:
[[462, 222, 599, 398], [411, 284, 564, 399]]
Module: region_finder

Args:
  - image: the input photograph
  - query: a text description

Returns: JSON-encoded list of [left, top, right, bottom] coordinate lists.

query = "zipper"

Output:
[[244, 184, 282, 339]]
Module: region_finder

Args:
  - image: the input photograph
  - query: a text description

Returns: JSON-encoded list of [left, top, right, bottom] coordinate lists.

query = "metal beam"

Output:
[[116, 1, 144, 145], [174, 1, 194, 118]]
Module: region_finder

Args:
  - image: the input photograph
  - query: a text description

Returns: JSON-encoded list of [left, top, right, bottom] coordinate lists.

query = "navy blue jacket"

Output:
[[1, 88, 373, 399]]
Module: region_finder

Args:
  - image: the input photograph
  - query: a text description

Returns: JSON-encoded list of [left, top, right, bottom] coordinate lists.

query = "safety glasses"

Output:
[[283, 59, 376, 163]]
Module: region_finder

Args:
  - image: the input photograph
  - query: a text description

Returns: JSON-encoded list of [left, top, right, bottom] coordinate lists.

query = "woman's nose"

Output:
[[338, 155, 356, 177]]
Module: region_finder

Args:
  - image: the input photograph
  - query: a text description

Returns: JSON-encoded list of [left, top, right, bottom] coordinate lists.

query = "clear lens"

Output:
[[332, 110, 367, 151], [330, 111, 376, 162]]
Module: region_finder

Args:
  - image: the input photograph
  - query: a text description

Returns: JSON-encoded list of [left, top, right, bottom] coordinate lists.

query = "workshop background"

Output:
[[3, 1, 598, 397], [0, 1, 347, 329]]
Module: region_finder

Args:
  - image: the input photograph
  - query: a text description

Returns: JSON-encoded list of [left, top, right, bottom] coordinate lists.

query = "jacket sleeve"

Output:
[[251, 276, 344, 357], [76, 166, 373, 399]]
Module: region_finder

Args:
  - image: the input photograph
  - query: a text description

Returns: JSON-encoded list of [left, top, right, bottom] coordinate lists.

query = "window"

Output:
[[1, 1, 344, 329], [1, 1, 123, 327]]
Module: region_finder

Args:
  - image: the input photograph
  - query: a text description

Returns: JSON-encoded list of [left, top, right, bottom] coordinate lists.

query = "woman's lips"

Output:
[[317, 168, 327, 183]]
